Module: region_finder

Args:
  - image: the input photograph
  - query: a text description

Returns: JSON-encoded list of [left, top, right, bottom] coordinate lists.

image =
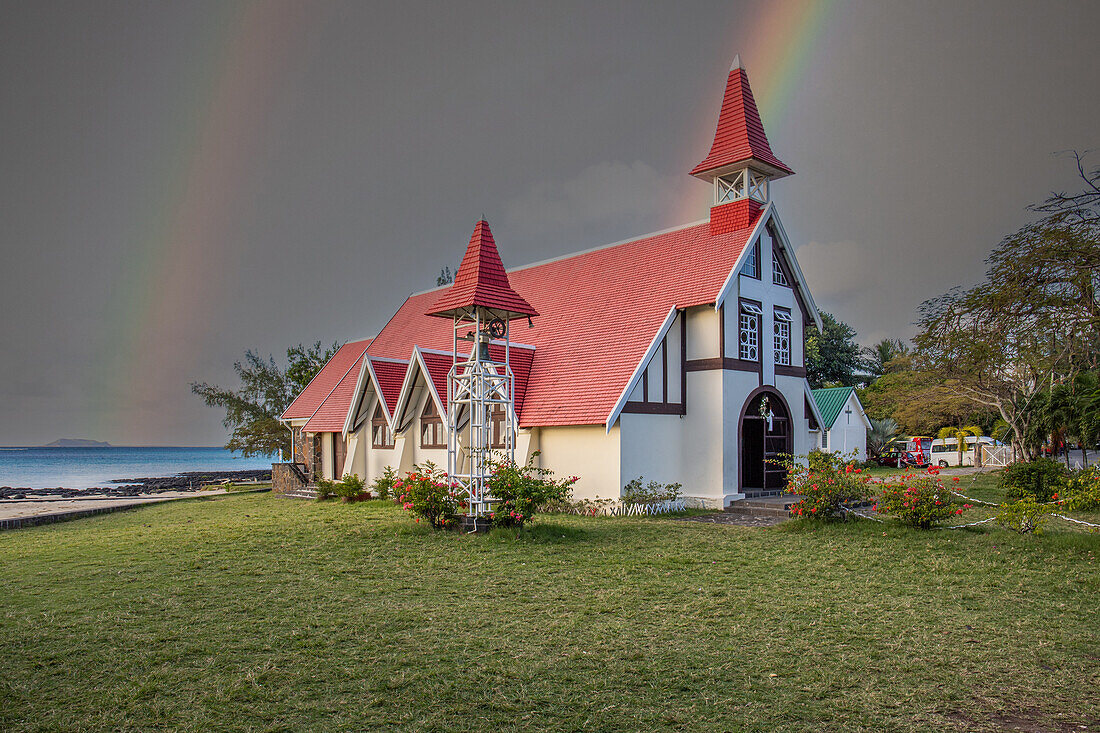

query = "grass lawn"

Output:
[[1, 494, 1098, 732]]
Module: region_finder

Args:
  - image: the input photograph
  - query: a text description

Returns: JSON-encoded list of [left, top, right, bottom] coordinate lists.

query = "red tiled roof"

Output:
[[393, 345, 534, 422], [418, 350, 454, 413], [427, 220, 538, 319], [367, 215, 761, 427], [690, 64, 793, 179], [368, 357, 408, 419], [282, 339, 372, 422], [303, 353, 366, 433]]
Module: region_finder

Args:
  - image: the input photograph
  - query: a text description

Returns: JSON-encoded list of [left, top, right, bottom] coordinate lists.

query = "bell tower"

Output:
[[426, 220, 537, 527], [692, 56, 793, 233]]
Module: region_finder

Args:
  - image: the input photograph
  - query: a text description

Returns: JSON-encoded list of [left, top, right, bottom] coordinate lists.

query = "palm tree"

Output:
[[936, 425, 984, 467], [867, 417, 902, 459], [863, 339, 911, 379]]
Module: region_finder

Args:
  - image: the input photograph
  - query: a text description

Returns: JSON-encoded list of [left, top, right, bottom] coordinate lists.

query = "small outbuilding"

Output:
[[810, 387, 870, 461]]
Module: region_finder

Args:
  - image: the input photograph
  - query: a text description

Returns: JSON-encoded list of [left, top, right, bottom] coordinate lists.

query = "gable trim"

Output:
[[804, 381, 826, 428], [713, 202, 774, 312], [605, 306, 680, 433], [391, 347, 448, 434], [767, 205, 823, 331]]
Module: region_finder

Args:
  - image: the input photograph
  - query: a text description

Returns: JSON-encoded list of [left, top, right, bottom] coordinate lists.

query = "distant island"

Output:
[[41, 439, 112, 448]]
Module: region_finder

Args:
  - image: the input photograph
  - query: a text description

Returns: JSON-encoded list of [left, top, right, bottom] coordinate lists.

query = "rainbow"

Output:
[[92, 2, 316, 441], [674, 0, 843, 223]]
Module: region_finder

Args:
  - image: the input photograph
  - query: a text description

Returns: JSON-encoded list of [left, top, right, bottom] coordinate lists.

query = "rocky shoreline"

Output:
[[0, 469, 272, 500]]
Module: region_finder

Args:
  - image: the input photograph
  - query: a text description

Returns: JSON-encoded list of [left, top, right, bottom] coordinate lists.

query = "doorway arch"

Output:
[[738, 387, 792, 496]]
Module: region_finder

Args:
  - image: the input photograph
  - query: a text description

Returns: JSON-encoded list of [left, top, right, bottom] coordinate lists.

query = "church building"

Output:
[[281, 57, 827, 509]]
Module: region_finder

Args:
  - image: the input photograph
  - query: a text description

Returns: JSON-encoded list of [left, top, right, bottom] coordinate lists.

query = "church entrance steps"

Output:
[[278, 487, 319, 500], [724, 495, 799, 519]]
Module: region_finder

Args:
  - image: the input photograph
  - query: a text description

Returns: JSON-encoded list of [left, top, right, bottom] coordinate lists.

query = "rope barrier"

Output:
[[1051, 513, 1100, 529]]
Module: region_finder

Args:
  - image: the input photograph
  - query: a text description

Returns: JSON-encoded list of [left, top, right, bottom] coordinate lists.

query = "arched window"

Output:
[[372, 404, 394, 449], [420, 398, 445, 448]]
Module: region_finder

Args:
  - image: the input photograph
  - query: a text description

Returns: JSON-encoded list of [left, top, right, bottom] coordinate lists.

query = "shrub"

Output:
[[621, 477, 683, 505], [1063, 466, 1100, 512], [314, 478, 337, 502], [784, 453, 872, 520], [996, 498, 1051, 534], [999, 458, 1069, 502], [335, 473, 370, 502], [371, 466, 399, 501], [396, 462, 461, 529], [485, 452, 577, 528], [875, 471, 958, 529]]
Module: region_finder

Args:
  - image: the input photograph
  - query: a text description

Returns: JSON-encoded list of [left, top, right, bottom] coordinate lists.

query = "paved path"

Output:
[[671, 513, 788, 527]]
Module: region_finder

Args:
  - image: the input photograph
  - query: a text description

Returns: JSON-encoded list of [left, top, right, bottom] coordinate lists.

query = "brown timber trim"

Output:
[[680, 310, 687, 415], [622, 401, 684, 415], [718, 303, 725, 359], [687, 357, 759, 373], [774, 365, 807, 378], [661, 341, 668, 403]]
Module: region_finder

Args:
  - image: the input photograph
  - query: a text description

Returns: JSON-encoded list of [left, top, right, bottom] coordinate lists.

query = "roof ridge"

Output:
[[405, 218, 711, 298], [303, 349, 369, 426]]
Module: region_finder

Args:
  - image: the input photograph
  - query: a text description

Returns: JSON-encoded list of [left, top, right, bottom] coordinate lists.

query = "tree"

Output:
[[936, 425, 983, 467], [915, 217, 1099, 460], [191, 341, 341, 457], [805, 312, 866, 388], [1030, 150, 1100, 233], [858, 358, 997, 436], [863, 338, 911, 380], [437, 267, 454, 286], [866, 417, 902, 459]]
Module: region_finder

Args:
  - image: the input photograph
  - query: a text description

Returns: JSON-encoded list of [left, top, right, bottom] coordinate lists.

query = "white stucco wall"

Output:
[[819, 392, 868, 460], [536, 424, 620, 501]]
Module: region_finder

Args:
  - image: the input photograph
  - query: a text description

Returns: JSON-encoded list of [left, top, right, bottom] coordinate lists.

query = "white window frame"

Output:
[[773, 309, 791, 366], [772, 250, 789, 286], [739, 301, 762, 362]]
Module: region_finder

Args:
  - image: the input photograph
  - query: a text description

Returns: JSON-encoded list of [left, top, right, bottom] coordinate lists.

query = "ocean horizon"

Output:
[[0, 446, 277, 490]]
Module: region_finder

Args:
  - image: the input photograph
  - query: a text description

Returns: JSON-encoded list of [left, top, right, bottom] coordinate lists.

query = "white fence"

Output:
[[981, 445, 1013, 468], [560, 499, 687, 517]]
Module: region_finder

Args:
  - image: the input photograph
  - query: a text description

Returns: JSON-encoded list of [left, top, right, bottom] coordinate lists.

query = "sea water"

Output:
[[0, 446, 275, 490]]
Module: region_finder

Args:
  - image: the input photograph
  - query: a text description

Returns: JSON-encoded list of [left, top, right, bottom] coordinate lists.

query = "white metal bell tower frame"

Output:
[[446, 307, 516, 518]]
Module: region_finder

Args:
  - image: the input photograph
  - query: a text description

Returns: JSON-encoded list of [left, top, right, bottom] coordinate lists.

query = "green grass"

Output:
[[2, 495, 1098, 732]]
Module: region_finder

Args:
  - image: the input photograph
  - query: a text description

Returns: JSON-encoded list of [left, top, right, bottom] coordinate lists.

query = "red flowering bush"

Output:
[[785, 452, 872, 520], [875, 470, 957, 529], [395, 462, 462, 530], [485, 452, 578, 528]]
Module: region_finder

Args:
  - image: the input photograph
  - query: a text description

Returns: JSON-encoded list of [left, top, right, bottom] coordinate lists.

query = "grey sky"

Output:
[[1, 0, 1097, 446]]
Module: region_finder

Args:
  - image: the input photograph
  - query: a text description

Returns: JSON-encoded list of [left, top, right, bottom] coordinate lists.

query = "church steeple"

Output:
[[692, 57, 792, 212]]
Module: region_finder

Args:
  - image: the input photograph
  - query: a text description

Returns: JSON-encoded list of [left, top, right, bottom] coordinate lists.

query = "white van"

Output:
[[930, 436, 998, 467]]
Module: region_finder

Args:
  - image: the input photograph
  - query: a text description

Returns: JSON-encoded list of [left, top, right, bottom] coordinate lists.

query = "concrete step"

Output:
[[278, 488, 318, 500], [725, 495, 800, 518]]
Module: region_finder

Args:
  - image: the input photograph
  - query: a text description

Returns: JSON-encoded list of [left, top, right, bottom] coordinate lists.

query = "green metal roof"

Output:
[[811, 387, 854, 429]]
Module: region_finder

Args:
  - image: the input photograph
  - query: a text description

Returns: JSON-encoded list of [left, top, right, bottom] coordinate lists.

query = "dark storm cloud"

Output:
[[1, 0, 1097, 445]]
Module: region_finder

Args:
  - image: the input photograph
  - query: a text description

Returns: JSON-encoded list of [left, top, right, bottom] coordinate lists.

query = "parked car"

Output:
[[874, 449, 930, 469]]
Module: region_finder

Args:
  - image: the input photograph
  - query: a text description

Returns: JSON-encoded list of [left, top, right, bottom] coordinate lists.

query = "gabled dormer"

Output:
[[692, 56, 793, 235]]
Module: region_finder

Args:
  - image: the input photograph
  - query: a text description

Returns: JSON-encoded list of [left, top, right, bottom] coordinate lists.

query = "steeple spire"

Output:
[[426, 220, 537, 320], [690, 59, 792, 181]]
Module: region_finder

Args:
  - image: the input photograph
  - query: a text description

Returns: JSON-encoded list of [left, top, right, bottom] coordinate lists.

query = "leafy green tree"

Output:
[[191, 341, 341, 457], [437, 267, 454, 286], [805, 312, 866, 388], [915, 170, 1100, 460], [866, 417, 902, 459], [863, 338, 911, 380], [858, 355, 997, 436]]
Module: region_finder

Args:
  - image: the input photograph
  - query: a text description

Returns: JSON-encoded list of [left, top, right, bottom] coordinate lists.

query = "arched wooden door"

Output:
[[739, 389, 791, 496]]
